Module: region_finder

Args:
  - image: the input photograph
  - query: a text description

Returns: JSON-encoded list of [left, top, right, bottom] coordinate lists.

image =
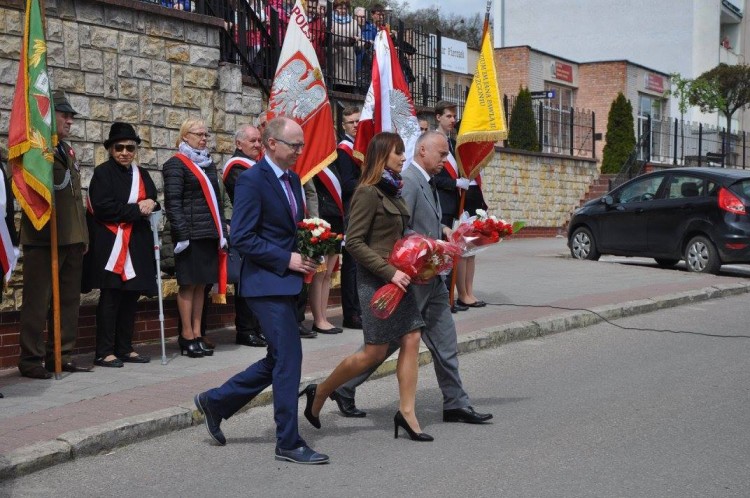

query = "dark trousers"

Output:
[[95, 288, 140, 358], [233, 283, 261, 336], [205, 295, 305, 450], [296, 284, 308, 323], [340, 247, 360, 319], [18, 244, 85, 371]]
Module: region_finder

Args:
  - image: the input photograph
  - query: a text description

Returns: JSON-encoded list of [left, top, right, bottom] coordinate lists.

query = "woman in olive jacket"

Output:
[[299, 132, 432, 441]]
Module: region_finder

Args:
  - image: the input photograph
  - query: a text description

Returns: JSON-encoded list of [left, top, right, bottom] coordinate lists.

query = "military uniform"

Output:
[[18, 139, 89, 374]]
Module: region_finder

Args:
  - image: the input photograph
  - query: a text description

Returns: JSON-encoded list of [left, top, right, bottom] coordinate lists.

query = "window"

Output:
[[665, 175, 705, 199], [617, 175, 664, 204]]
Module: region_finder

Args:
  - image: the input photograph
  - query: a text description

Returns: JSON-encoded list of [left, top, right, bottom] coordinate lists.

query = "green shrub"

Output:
[[601, 93, 636, 174], [507, 86, 540, 151]]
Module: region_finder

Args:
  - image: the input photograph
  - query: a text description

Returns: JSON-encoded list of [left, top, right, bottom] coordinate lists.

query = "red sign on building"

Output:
[[552, 61, 573, 83], [645, 73, 665, 93]]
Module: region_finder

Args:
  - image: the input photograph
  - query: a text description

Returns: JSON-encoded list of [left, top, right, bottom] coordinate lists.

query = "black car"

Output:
[[568, 167, 750, 274]]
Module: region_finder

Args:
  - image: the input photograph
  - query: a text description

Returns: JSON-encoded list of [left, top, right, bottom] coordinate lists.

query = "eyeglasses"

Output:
[[420, 127, 428, 132], [113, 144, 137, 153], [188, 131, 211, 139], [274, 137, 305, 152]]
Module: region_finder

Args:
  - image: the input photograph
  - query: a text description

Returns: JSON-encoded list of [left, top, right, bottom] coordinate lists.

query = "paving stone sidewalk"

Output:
[[2, 237, 748, 479]]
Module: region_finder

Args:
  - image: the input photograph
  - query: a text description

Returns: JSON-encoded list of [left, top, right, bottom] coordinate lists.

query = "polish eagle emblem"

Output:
[[270, 56, 327, 122], [389, 89, 420, 142]]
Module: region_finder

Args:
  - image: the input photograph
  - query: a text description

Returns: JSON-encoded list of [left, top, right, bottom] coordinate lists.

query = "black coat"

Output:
[[163, 155, 227, 242], [313, 162, 346, 222], [334, 146, 360, 213], [86, 158, 159, 292], [433, 137, 460, 220], [222, 149, 254, 204]]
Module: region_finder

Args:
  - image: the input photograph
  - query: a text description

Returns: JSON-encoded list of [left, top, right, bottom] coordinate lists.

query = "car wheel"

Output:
[[684, 236, 721, 274], [570, 227, 600, 261], [654, 258, 679, 268]]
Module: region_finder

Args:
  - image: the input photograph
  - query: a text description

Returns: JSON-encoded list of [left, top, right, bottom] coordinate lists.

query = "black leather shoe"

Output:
[[46, 361, 93, 373], [298, 384, 321, 429], [275, 445, 329, 464], [329, 391, 367, 418], [94, 357, 125, 368], [443, 406, 493, 424], [312, 325, 343, 334], [117, 353, 150, 364], [299, 325, 317, 339], [194, 393, 226, 445], [236, 333, 267, 347], [20, 364, 52, 379], [342, 315, 363, 329], [451, 303, 469, 313], [456, 299, 487, 308]]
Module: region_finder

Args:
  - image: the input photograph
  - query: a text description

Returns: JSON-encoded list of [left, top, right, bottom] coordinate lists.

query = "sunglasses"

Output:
[[113, 144, 137, 152]]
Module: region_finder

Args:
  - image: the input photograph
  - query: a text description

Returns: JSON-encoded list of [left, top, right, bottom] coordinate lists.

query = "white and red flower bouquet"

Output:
[[450, 209, 525, 257], [370, 234, 461, 319], [297, 217, 343, 283]]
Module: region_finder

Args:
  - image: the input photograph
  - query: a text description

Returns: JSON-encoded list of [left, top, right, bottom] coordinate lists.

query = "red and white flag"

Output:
[[353, 27, 421, 166], [267, 0, 336, 183]]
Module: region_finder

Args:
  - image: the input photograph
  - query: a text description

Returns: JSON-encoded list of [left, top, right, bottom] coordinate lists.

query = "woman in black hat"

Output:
[[87, 122, 159, 367]]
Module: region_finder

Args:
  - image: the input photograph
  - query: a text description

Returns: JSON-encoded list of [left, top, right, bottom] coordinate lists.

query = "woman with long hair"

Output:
[[163, 118, 227, 358], [299, 132, 432, 441]]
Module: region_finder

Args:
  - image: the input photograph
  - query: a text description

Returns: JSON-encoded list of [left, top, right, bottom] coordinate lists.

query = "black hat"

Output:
[[52, 90, 78, 115], [104, 122, 142, 149]]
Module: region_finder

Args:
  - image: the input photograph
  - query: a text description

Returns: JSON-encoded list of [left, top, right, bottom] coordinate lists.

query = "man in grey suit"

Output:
[[329, 131, 493, 424]]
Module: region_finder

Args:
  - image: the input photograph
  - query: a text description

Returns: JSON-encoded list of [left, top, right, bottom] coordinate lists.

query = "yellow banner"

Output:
[[456, 26, 507, 180]]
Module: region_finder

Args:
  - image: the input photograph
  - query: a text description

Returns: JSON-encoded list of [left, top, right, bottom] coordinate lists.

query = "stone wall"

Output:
[[482, 147, 599, 232], [0, 0, 264, 312]]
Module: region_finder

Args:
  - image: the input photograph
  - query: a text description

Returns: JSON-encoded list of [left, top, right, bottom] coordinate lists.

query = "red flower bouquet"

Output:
[[370, 234, 461, 319], [450, 209, 525, 257], [297, 217, 342, 283]]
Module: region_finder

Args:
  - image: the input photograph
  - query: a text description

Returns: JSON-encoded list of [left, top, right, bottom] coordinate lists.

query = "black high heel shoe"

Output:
[[298, 384, 321, 429], [195, 339, 214, 356], [178, 336, 204, 358], [394, 411, 433, 441]]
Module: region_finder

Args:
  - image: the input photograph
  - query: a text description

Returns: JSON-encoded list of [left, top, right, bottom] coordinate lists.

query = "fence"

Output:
[[640, 116, 748, 169], [141, 0, 443, 103], [503, 95, 597, 159]]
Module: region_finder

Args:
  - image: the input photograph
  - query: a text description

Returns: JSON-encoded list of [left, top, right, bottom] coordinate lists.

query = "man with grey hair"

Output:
[[330, 131, 493, 425], [222, 124, 266, 348]]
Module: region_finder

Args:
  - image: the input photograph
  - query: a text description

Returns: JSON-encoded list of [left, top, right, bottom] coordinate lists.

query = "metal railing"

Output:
[[503, 95, 596, 158], [146, 0, 443, 101], [640, 116, 748, 169]]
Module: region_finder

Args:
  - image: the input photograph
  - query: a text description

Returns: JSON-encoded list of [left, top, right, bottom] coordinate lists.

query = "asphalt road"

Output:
[[4, 294, 750, 498]]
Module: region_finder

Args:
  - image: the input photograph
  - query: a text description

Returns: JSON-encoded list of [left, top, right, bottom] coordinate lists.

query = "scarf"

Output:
[[178, 141, 212, 168], [377, 168, 403, 198]]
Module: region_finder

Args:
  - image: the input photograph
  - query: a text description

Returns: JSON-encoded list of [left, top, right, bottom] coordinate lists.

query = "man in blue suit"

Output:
[[194, 117, 329, 464]]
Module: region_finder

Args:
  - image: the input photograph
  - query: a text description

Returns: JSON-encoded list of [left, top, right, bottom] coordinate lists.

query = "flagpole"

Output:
[[50, 205, 62, 378], [449, 1, 492, 308]]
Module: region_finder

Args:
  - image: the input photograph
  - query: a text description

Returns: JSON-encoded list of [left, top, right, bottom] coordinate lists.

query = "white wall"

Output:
[[493, 0, 734, 124]]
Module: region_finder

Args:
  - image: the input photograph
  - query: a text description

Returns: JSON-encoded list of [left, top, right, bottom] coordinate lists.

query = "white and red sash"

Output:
[[337, 138, 354, 159], [316, 167, 344, 216], [88, 164, 146, 281], [222, 156, 255, 183], [175, 153, 228, 304], [444, 150, 482, 187], [0, 176, 17, 282]]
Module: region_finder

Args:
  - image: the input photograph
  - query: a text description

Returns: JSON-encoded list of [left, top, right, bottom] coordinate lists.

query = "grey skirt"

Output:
[[357, 264, 425, 345]]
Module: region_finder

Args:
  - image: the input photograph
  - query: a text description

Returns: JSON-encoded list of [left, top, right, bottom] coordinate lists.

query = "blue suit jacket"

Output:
[[231, 159, 304, 297]]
